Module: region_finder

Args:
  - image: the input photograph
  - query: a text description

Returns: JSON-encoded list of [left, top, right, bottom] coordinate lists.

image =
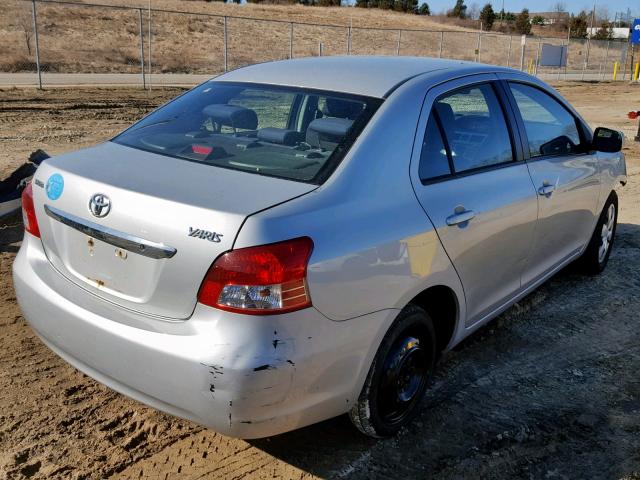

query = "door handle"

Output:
[[538, 184, 555, 197], [446, 208, 476, 226]]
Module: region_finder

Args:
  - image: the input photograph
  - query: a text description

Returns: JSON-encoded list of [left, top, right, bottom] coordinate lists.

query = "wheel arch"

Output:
[[408, 284, 460, 354]]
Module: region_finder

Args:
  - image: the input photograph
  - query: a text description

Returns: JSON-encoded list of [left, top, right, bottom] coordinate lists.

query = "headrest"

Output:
[[308, 117, 353, 138], [434, 102, 455, 127], [257, 128, 303, 146], [202, 104, 258, 130], [306, 117, 353, 149], [322, 98, 363, 119]]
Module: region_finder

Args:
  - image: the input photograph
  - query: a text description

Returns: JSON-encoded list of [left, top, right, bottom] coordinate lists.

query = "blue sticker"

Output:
[[45, 173, 64, 200]]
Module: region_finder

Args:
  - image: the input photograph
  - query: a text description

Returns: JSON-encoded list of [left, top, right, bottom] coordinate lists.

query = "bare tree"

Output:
[[17, 11, 33, 56], [551, 1, 567, 29], [468, 2, 479, 20], [596, 6, 610, 25]]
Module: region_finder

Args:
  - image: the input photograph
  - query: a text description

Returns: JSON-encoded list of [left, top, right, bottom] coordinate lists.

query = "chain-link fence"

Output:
[[1, 0, 638, 88]]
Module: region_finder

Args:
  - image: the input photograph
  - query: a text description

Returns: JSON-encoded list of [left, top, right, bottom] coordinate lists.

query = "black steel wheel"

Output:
[[349, 304, 436, 438]]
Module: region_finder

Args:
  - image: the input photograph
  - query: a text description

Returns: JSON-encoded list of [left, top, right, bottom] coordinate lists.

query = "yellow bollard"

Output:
[[613, 62, 619, 81], [528, 58, 534, 74], [634, 62, 640, 82]]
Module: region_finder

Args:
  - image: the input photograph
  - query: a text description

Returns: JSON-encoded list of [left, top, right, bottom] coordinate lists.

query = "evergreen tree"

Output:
[[515, 8, 531, 35], [479, 3, 496, 31], [418, 2, 430, 15], [593, 21, 613, 40], [447, 0, 467, 19], [531, 15, 545, 25], [569, 11, 589, 38]]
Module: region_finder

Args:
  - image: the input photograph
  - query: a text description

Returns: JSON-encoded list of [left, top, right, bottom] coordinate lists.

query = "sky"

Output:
[[423, 0, 638, 16]]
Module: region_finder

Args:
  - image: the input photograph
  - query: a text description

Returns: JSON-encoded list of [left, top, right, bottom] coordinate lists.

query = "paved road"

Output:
[[0, 73, 216, 87], [0, 71, 636, 88]]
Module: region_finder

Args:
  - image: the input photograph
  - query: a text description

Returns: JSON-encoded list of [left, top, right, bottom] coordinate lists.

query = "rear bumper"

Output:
[[13, 233, 394, 438]]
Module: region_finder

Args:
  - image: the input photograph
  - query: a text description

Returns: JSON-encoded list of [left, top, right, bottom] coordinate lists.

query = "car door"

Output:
[[500, 79, 601, 287], [410, 75, 538, 327]]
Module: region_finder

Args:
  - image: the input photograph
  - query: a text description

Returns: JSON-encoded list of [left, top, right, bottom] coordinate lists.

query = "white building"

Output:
[[587, 27, 630, 39]]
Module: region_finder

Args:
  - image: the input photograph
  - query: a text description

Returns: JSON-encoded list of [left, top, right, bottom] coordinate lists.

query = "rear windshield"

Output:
[[113, 82, 382, 184]]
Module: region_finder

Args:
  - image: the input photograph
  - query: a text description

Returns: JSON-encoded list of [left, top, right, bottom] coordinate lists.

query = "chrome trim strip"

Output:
[[44, 205, 177, 260]]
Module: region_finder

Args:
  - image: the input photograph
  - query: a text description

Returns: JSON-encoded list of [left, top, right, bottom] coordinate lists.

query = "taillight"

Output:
[[198, 237, 314, 315], [21, 182, 40, 238]]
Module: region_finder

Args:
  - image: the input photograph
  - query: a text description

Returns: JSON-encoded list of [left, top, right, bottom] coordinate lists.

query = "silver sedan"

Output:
[[13, 57, 627, 438]]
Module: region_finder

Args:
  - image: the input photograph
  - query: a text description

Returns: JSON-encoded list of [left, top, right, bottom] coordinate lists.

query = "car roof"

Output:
[[213, 56, 511, 98]]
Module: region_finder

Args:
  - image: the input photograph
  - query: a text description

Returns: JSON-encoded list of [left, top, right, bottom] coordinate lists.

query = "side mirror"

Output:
[[593, 127, 623, 153]]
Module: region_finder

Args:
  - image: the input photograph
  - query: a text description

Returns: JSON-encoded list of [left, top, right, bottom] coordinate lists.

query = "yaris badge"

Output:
[[188, 227, 223, 243]]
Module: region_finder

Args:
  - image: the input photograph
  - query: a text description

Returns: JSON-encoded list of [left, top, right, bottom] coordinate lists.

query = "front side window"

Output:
[[509, 83, 582, 158], [434, 84, 514, 173], [113, 82, 381, 184]]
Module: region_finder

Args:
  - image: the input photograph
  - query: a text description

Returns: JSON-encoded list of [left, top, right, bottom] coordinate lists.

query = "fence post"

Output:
[[347, 25, 352, 55], [147, 4, 152, 90], [519, 35, 526, 72], [438, 31, 444, 58], [31, 0, 42, 89], [223, 16, 228, 72], [534, 38, 541, 76], [506, 35, 512, 67], [318, 42, 323, 56], [289, 22, 293, 59], [565, 28, 571, 81], [582, 36, 591, 81], [396, 30, 401, 56], [623, 44, 631, 81], [138, 9, 146, 89], [556, 40, 564, 81], [600, 40, 610, 80], [475, 32, 481, 62]]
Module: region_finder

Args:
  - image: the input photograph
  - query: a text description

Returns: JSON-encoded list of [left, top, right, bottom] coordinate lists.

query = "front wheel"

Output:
[[578, 193, 618, 275], [349, 305, 436, 438]]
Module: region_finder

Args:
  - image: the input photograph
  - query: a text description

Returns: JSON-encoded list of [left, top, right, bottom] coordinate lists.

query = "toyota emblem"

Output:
[[89, 193, 111, 218]]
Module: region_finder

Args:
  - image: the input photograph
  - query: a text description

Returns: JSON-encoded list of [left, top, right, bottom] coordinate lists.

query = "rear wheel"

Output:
[[349, 305, 436, 438], [578, 193, 618, 275]]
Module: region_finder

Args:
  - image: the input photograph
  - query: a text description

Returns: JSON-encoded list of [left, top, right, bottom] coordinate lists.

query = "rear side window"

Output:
[[435, 84, 514, 173], [113, 82, 381, 184], [419, 113, 451, 181], [509, 83, 582, 158]]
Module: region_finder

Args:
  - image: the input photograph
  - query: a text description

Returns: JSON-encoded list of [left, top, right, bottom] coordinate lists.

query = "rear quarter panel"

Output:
[[233, 72, 466, 328]]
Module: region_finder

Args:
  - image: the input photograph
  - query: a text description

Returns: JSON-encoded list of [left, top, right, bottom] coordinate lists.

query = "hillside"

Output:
[[2, 0, 490, 76], [73, 0, 472, 31]]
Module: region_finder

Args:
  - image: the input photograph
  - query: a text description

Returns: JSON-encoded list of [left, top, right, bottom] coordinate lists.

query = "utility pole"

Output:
[[32, 0, 42, 90], [583, 1, 596, 80], [147, 0, 152, 90]]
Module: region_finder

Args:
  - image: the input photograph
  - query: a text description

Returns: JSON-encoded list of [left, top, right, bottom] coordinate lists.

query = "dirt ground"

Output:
[[0, 82, 639, 480]]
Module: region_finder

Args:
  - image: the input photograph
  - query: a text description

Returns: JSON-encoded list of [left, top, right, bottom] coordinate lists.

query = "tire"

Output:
[[349, 304, 436, 438], [578, 192, 618, 275]]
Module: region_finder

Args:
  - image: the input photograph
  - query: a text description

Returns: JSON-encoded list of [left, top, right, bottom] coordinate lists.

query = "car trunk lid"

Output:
[[33, 142, 316, 319]]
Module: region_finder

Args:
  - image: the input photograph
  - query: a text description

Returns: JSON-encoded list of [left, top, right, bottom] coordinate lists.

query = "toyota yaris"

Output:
[[13, 57, 627, 438]]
